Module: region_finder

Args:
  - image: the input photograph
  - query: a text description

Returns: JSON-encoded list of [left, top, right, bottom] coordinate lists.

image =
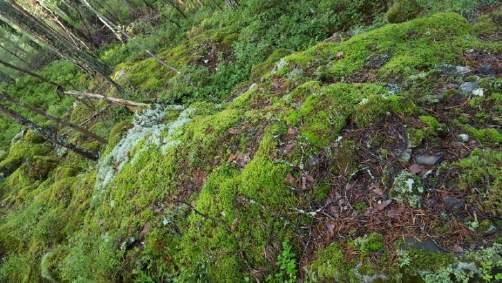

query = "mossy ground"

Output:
[[0, 2, 501, 282]]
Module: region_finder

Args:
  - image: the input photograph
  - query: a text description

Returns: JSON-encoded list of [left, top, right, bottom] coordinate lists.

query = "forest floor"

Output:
[[0, 1, 501, 282]]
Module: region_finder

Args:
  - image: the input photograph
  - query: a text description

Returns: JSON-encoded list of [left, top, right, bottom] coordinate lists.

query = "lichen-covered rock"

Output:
[[391, 171, 425, 208]]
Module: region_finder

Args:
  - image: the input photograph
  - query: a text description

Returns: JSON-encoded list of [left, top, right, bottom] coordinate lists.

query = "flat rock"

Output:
[[404, 237, 442, 253], [459, 82, 479, 95], [443, 196, 465, 211], [415, 154, 443, 166]]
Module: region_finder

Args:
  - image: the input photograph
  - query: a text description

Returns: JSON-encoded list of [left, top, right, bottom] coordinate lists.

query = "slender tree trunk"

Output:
[[0, 44, 29, 65], [0, 70, 15, 84], [0, 103, 99, 161], [0, 2, 122, 94], [162, 0, 187, 18], [0, 58, 61, 87], [0, 92, 107, 144], [80, 0, 125, 43], [64, 90, 149, 110]]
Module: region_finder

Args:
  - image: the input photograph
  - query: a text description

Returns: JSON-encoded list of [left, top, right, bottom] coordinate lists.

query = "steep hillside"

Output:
[[0, 1, 501, 282]]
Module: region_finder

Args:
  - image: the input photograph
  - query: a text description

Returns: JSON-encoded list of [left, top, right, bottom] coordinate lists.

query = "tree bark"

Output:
[[64, 90, 149, 109], [0, 92, 107, 144], [0, 102, 99, 161], [0, 58, 61, 87]]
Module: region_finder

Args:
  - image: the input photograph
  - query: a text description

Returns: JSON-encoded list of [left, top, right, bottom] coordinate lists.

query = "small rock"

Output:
[[409, 164, 426, 174], [365, 53, 391, 69], [399, 148, 412, 163], [455, 66, 472, 75], [479, 64, 495, 76], [415, 154, 443, 166], [458, 133, 469, 143], [385, 83, 401, 95], [459, 82, 479, 95], [443, 196, 465, 211], [439, 64, 471, 76], [404, 237, 441, 253], [472, 88, 484, 97], [391, 171, 425, 208]]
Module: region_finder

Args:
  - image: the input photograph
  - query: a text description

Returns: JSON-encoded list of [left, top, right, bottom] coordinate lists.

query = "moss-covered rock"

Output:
[[391, 171, 425, 208]]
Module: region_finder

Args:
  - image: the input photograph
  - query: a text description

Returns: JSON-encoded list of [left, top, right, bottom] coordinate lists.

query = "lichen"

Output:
[[391, 171, 425, 208]]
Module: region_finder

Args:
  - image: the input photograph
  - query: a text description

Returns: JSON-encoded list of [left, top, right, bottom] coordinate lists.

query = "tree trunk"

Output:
[[64, 90, 149, 110], [0, 92, 107, 144], [0, 58, 61, 87], [80, 0, 125, 43], [0, 103, 99, 161], [0, 44, 29, 65], [0, 2, 122, 94]]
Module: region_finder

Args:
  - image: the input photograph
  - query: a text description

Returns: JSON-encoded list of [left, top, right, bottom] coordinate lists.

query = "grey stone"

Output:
[[459, 82, 479, 95], [458, 133, 469, 143], [399, 148, 412, 162], [404, 237, 442, 252], [443, 196, 465, 211], [415, 154, 443, 166]]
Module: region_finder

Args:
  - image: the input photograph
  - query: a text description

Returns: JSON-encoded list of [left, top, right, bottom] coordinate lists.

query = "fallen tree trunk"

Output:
[[64, 90, 149, 110], [0, 92, 107, 144], [0, 103, 99, 161]]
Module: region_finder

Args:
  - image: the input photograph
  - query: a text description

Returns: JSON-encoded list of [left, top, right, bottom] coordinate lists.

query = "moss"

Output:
[[178, 126, 297, 281], [408, 127, 426, 148], [398, 248, 454, 277], [386, 0, 422, 23], [0, 139, 51, 177], [307, 243, 349, 282], [351, 233, 385, 257], [103, 120, 133, 156], [462, 124, 502, 145], [284, 13, 471, 81], [453, 149, 502, 216], [419, 115, 443, 132], [251, 49, 291, 79], [288, 83, 387, 148], [391, 171, 425, 208]]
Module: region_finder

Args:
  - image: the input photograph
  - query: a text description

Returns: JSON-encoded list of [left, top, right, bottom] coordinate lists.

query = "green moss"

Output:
[[288, 83, 387, 148], [0, 139, 51, 177], [408, 128, 426, 148], [307, 243, 349, 282], [103, 120, 133, 156], [352, 233, 385, 257], [453, 149, 502, 216], [419, 115, 443, 132], [462, 124, 502, 145], [398, 248, 454, 277], [306, 13, 472, 80], [386, 0, 422, 23], [178, 126, 297, 281]]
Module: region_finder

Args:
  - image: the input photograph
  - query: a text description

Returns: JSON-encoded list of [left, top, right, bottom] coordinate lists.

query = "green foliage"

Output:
[[386, 0, 423, 23], [270, 241, 297, 283]]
